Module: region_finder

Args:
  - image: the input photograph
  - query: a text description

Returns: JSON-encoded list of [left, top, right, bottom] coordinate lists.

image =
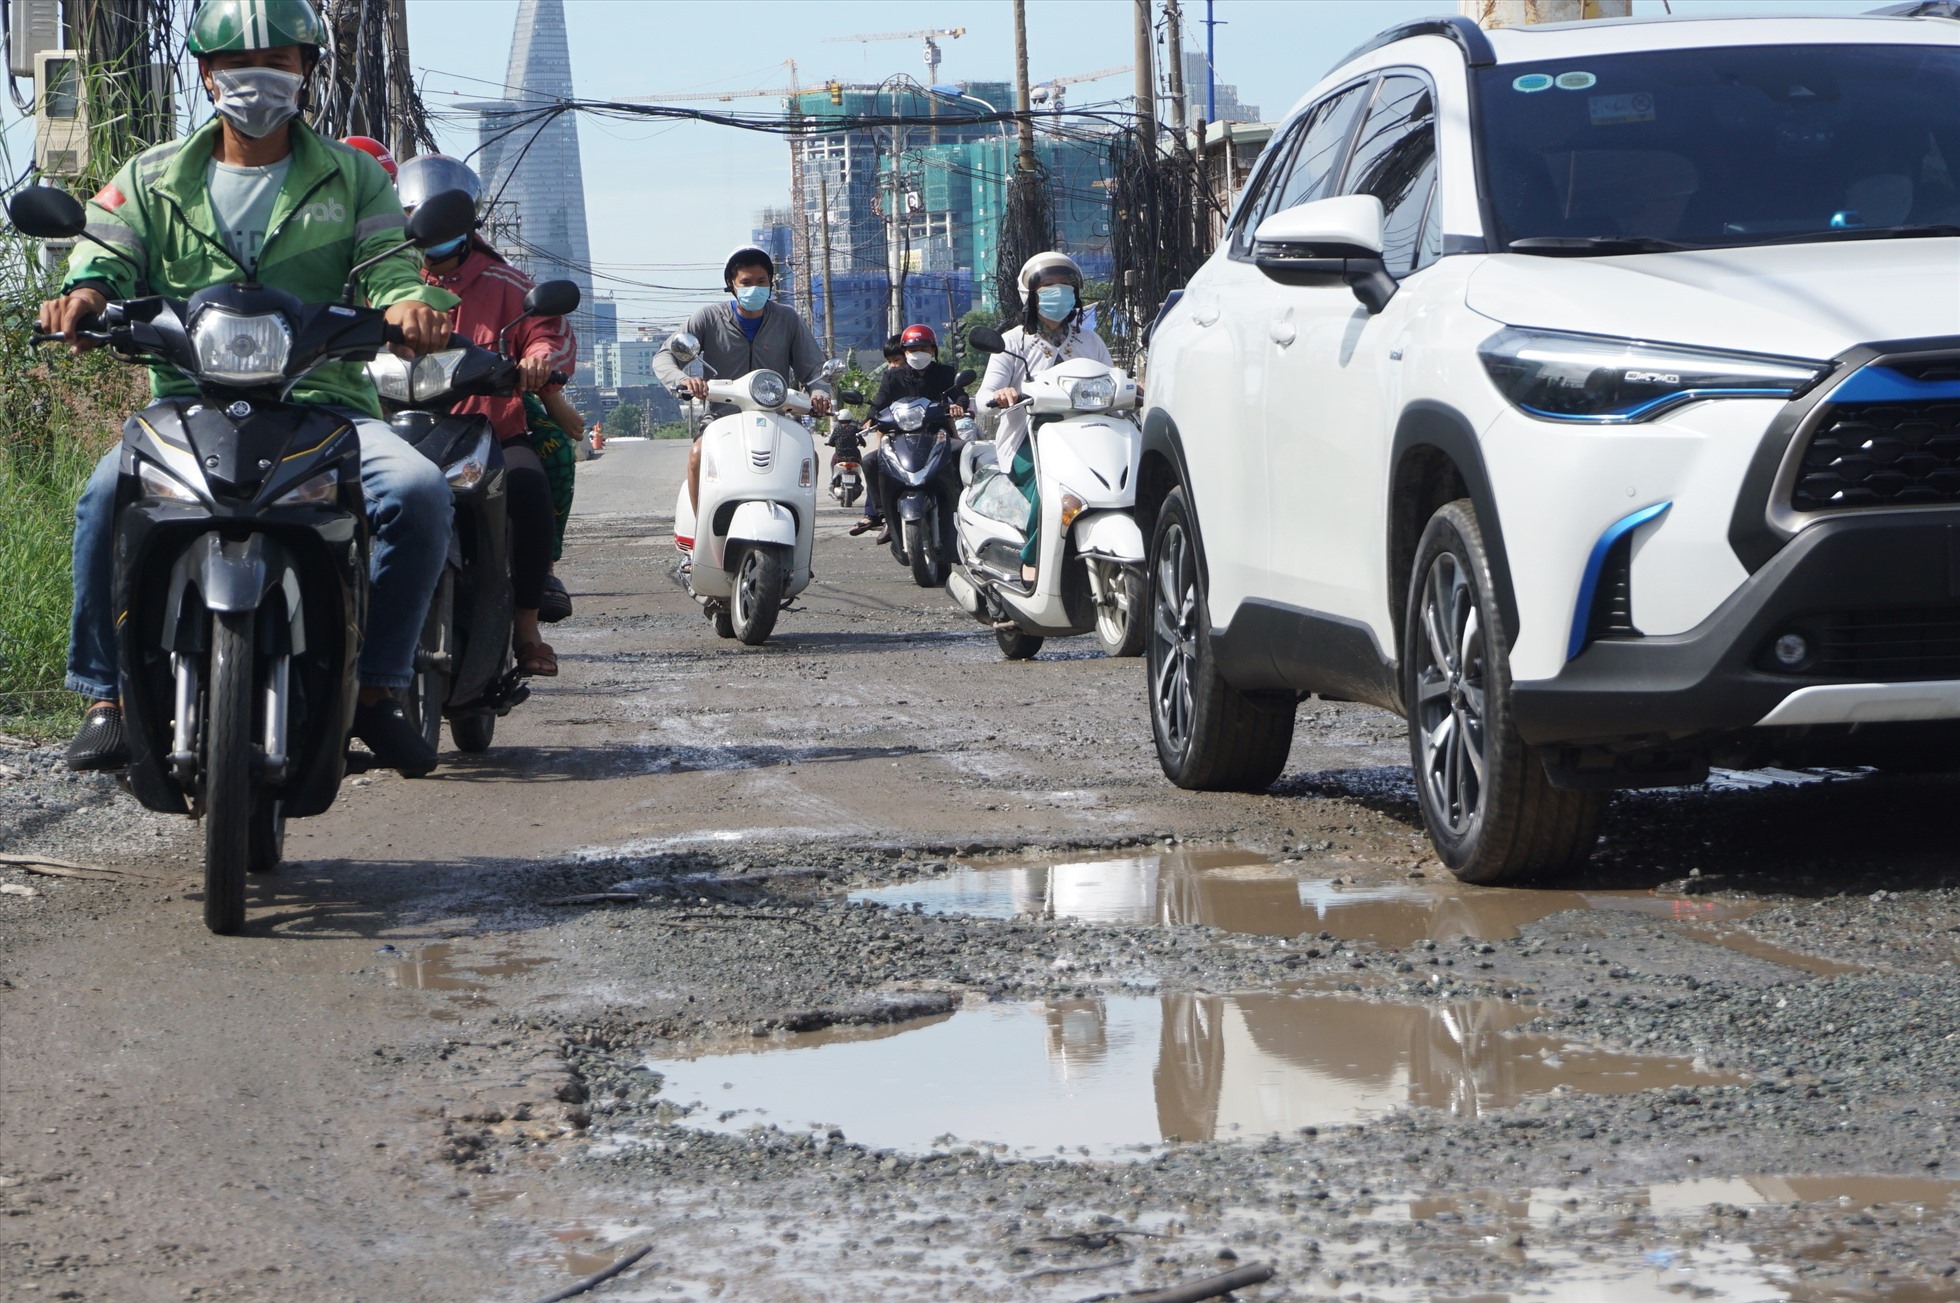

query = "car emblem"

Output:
[[227, 401, 252, 419]]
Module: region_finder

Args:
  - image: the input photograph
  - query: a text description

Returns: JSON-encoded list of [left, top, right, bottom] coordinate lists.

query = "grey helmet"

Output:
[[396, 153, 482, 212]]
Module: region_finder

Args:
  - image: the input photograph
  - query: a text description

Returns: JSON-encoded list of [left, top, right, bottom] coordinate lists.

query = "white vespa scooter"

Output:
[[668, 333, 832, 645], [945, 328, 1147, 660]]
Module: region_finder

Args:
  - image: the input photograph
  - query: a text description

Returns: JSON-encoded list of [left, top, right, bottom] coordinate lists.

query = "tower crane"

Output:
[[1029, 65, 1132, 111], [823, 27, 966, 83]]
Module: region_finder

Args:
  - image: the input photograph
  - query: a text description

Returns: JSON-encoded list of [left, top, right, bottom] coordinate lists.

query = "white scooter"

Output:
[[668, 333, 833, 645], [945, 328, 1147, 660]]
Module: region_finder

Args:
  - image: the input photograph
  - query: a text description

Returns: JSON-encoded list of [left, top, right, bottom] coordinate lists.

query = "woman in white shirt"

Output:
[[974, 252, 1112, 586]]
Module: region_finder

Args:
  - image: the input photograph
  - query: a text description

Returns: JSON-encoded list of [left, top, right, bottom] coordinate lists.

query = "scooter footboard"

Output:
[[1072, 511, 1145, 564]]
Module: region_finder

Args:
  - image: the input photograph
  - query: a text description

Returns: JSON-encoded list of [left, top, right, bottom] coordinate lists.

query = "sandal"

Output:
[[849, 517, 880, 536], [515, 640, 559, 677]]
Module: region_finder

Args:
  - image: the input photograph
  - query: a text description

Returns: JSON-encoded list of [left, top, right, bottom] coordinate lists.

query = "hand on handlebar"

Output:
[[383, 300, 449, 357], [810, 391, 832, 418], [990, 386, 1022, 408], [516, 354, 554, 393], [684, 376, 710, 401], [36, 287, 108, 354]]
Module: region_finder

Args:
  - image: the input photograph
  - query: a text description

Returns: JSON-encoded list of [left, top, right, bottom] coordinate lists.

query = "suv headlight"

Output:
[[1064, 375, 1116, 412], [191, 308, 292, 386], [1479, 328, 1825, 424], [747, 370, 787, 409], [891, 399, 929, 432]]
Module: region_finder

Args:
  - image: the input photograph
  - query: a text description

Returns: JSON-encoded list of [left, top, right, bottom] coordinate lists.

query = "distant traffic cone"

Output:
[[591, 422, 605, 454]]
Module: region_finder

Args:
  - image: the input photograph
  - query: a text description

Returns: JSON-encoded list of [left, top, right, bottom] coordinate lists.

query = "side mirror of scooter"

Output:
[[523, 279, 581, 319], [7, 184, 86, 239], [954, 368, 977, 389], [821, 358, 848, 381], [838, 390, 866, 407], [967, 326, 1007, 354], [666, 331, 700, 366], [342, 188, 479, 306]]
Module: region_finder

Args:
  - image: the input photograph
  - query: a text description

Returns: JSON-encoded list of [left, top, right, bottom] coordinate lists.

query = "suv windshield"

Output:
[[1476, 43, 1960, 251]]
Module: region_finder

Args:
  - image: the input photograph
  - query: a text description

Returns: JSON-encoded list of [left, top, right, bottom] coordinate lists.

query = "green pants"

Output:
[[1009, 439, 1038, 568], [523, 393, 577, 563]]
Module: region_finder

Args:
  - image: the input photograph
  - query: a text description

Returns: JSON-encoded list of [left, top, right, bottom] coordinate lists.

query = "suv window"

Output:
[[1229, 79, 1372, 259], [1340, 74, 1439, 276]]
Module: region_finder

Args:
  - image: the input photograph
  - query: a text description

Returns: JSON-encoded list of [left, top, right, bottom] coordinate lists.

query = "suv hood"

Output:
[[1465, 240, 1960, 362]]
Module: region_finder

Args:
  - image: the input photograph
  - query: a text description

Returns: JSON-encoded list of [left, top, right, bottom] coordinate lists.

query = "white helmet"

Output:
[[396, 153, 482, 212], [1018, 251, 1082, 294]]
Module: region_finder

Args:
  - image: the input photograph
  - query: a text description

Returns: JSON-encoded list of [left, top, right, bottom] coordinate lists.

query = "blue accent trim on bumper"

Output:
[[1567, 501, 1672, 662], [1520, 389, 1797, 424], [1823, 364, 1960, 404]]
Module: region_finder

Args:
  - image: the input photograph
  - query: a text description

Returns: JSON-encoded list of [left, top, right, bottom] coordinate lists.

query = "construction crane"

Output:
[[824, 27, 966, 83], [1029, 65, 1132, 111]]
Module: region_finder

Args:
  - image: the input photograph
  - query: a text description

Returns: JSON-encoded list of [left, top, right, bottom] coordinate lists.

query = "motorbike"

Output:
[[7, 182, 477, 934], [826, 416, 865, 508], [366, 278, 579, 754], [945, 326, 1148, 660], [668, 334, 840, 645], [846, 369, 975, 589]]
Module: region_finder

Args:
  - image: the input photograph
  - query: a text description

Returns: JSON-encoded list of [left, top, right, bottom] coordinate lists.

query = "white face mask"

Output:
[[905, 351, 932, 371], [212, 67, 306, 139]]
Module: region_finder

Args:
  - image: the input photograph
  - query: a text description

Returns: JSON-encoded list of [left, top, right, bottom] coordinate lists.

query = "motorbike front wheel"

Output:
[[247, 798, 285, 875], [203, 609, 257, 935], [904, 519, 946, 588], [450, 712, 496, 753], [996, 626, 1044, 660], [730, 543, 786, 645], [1094, 561, 1146, 658]]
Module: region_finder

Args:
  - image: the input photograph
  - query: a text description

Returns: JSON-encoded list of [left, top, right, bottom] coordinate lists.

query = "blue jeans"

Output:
[[66, 410, 449, 699]]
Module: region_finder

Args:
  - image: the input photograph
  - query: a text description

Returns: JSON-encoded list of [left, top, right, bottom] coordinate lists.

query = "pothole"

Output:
[[645, 991, 1740, 1157], [387, 943, 553, 1006]]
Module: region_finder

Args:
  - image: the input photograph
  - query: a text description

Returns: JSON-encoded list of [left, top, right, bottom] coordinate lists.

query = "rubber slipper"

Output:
[[515, 640, 559, 677]]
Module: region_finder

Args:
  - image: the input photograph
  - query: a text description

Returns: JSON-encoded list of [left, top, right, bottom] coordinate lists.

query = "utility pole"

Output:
[[1133, 0, 1155, 152], [1203, 0, 1219, 124], [1164, 0, 1186, 132], [384, 0, 413, 157], [1011, 0, 1036, 177], [786, 67, 815, 328], [819, 174, 837, 357]]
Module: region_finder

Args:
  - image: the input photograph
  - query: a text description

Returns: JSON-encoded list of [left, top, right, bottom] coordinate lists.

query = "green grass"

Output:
[[0, 435, 93, 737]]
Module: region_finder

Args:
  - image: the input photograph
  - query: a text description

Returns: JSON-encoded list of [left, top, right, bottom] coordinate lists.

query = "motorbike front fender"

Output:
[[894, 491, 936, 523], [727, 499, 797, 548], [1072, 511, 1145, 564], [196, 532, 276, 612]]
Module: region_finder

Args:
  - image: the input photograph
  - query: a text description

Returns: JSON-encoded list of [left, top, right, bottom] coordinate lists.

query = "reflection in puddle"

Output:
[[389, 943, 552, 993], [649, 992, 1738, 1155], [848, 850, 1756, 944]]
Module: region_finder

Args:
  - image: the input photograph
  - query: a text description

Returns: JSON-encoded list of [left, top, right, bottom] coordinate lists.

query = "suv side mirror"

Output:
[[1251, 194, 1398, 314], [523, 279, 581, 318], [7, 185, 86, 239], [405, 189, 477, 249]]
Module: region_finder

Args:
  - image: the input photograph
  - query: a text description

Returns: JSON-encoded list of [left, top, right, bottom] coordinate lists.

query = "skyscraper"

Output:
[[472, 0, 607, 383]]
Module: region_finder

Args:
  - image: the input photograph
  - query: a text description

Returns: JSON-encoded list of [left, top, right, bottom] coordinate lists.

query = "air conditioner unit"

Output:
[[6, 0, 60, 78], [34, 50, 88, 178]]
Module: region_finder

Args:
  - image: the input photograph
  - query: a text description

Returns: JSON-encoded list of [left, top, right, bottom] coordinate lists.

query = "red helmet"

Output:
[[900, 324, 937, 350], [342, 135, 398, 181]]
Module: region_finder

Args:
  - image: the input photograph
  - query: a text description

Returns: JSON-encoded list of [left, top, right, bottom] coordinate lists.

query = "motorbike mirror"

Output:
[[666, 331, 700, 365], [967, 326, 1007, 354], [7, 185, 87, 239], [523, 278, 581, 318], [406, 189, 476, 249], [838, 390, 866, 406], [954, 368, 977, 389], [821, 358, 848, 380]]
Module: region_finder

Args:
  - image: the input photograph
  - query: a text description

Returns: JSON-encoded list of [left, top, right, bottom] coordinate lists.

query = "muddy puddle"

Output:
[[850, 850, 1858, 975], [386, 943, 552, 1005], [647, 991, 1738, 1156]]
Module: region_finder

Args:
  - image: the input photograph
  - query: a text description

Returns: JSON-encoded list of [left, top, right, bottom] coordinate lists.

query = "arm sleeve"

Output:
[[973, 343, 1021, 412], [351, 157, 459, 312], [62, 159, 150, 299], [790, 310, 826, 390], [517, 309, 576, 377]]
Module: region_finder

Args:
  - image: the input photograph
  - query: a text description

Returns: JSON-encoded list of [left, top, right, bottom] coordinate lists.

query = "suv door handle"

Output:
[[1269, 320, 1297, 346]]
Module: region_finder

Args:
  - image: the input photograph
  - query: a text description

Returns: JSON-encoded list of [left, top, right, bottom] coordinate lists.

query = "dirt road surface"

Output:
[[4, 438, 1958, 1302]]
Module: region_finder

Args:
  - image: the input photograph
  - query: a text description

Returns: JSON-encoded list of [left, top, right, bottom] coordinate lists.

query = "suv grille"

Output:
[[1768, 607, 1960, 679], [1791, 400, 1960, 511]]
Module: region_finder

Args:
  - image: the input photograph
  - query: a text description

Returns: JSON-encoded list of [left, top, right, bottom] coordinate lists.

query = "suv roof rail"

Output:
[[1333, 16, 1498, 74], [1869, 0, 1960, 14]]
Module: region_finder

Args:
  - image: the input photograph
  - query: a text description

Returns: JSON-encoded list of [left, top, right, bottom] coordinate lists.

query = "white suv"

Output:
[[1140, 10, 1960, 882]]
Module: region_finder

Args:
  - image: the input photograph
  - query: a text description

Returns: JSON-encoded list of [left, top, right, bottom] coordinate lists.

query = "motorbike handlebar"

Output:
[[548, 370, 569, 386]]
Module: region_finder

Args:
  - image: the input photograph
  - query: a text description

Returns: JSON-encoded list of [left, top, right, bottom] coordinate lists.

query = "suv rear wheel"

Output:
[[1405, 501, 1603, 883], [1147, 488, 1295, 791]]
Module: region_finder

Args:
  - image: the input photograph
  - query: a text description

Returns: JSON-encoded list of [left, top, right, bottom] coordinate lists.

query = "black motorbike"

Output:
[[369, 280, 578, 754], [846, 370, 973, 588], [8, 183, 476, 935], [826, 416, 865, 508]]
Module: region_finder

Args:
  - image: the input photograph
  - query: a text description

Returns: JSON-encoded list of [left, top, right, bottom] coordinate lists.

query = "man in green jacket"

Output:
[[40, 0, 459, 776]]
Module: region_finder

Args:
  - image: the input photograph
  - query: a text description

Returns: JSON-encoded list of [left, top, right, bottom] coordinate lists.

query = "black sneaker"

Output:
[[65, 702, 129, 771], [539, 573, 573, 624], [351, 697, 438, 778]]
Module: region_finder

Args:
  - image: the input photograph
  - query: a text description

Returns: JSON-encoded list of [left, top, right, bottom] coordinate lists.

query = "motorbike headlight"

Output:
[[273, 468, 339, 507], [747, 370, 788, 409], [892, 399, 929, 432], [137, 458, 198, 503], [365, 353, 413, 403], [191, 307, 292, 386], [1479, 328, 1825, 424], [411, 349, 469, 402], [442, 430, 494, 490], [1064, 375, 1116, 413]]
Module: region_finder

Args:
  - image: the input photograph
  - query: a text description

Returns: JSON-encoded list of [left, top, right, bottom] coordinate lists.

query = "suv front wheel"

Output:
[[1404, 501, 1603, 883], [1147, 487, 1296, 791]]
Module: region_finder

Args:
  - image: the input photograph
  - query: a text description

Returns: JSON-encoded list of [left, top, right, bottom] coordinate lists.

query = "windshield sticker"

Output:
[[1512, 73, 1554, 93], [1555, 71, 1599, 91], [1589, 92, 1657, 126]]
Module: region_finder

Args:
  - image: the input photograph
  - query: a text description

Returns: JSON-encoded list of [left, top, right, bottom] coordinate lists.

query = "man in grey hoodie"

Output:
[[654, 245, 832, 512]]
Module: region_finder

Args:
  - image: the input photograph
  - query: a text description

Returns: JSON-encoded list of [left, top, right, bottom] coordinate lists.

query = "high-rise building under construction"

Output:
[[471, 0, 612, 384]]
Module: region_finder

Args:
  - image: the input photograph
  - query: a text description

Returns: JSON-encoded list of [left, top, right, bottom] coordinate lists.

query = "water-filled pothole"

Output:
[[388, 943, 552, 995], [647, 991, 1739, 1155]]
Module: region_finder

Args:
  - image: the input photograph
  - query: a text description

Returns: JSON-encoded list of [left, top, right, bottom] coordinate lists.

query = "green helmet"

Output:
[[187, 0, 327, 55]]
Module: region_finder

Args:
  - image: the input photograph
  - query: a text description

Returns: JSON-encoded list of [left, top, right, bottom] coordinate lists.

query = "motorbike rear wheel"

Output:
[[996, 626, 1044, 659], [711, 604, 736, 639], [450, 712, 496, 753], [407, 576, 452, 752], [203, 609, 257, 935], [730, 544, 786, 645], [1094, 561, 1146, 658]]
